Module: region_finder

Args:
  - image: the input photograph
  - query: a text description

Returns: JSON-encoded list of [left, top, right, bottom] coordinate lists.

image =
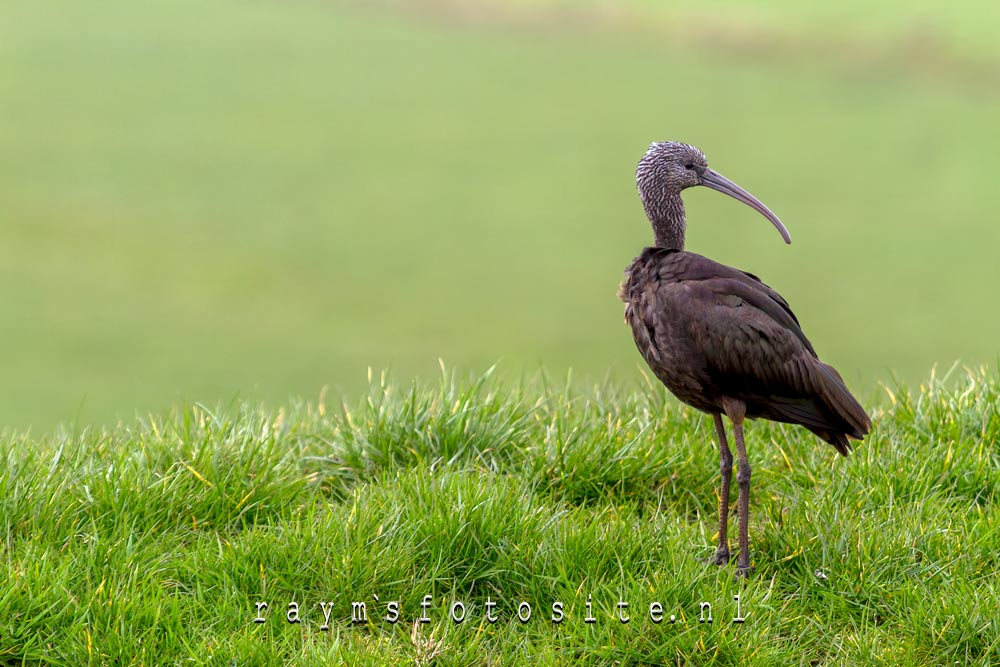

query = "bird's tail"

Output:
[[811, 363, 872, 456]]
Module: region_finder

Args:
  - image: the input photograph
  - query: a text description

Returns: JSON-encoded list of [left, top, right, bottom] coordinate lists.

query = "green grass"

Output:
[[3, 366, 999, 664], [2, 0, 1000, 432]]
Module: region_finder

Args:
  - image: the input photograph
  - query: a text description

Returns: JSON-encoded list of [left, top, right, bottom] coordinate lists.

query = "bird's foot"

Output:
[[702, 548, 731, 567], [734, 563, 754, 580]]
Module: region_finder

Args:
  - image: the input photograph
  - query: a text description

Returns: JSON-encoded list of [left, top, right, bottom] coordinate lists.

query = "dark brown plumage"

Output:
[[619, 141, 870, 576]]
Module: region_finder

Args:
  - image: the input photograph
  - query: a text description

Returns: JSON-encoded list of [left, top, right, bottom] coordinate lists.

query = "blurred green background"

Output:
[[2, 0, 999, 433]]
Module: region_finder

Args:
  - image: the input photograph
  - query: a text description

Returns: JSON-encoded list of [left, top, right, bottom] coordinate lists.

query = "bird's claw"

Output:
[[702, 549, 731, 567]]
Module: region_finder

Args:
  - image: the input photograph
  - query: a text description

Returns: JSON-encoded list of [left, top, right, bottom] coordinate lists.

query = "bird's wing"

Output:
[[664, 254, 813, 354], [736, 269, 801, 327], [676, 276, 817, 390]]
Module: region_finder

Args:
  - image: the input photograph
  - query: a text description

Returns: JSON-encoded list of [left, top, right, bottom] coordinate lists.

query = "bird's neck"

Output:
[[647, 192, 686, 250]]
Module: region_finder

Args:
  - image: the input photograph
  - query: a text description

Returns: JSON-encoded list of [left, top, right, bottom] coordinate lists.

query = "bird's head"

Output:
[[636, 141, 791, 244]]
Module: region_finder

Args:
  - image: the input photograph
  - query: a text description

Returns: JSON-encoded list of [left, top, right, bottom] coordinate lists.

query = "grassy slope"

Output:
[[2, 368, 998, 665], [2, 0, 1000, 432]]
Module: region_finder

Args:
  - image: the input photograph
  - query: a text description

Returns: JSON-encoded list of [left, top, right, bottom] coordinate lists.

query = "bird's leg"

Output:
[[723, 398, 752, 578], [710, 413, 732, 565]]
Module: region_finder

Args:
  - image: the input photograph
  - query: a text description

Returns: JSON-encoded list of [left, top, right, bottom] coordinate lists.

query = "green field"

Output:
[[2, 371, 998, 664], [3, 4, 998, 662], [2, 0, 999, 432]]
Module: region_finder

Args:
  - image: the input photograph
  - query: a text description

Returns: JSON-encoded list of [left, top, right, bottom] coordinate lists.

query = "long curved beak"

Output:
[[701, 169, 791, 244]]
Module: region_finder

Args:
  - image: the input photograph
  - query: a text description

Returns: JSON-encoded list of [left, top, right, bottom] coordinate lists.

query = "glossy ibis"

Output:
[[618, 141, 870, 576]]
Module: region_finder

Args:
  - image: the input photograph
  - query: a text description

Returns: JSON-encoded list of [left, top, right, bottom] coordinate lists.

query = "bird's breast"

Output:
[[619, 250, 719, 412]]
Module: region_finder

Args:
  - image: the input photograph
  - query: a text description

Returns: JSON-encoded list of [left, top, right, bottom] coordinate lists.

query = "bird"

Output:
[[618, 141, 870, 577]]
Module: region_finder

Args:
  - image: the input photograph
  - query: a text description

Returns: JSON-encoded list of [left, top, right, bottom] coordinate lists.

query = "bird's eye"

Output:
[[684, 163, 694, 170]]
